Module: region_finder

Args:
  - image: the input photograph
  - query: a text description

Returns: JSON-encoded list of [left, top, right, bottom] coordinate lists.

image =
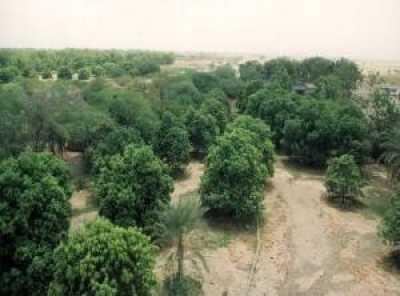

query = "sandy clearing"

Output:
[[171, 161, 205, 202]]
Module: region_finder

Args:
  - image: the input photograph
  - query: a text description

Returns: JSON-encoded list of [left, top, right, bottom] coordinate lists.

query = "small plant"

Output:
[[379, 191, 400, 249], [325, 154, 362, 207]]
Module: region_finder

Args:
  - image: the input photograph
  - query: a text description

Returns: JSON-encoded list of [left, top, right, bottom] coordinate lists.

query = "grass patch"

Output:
[[359, 185, 393, 219]]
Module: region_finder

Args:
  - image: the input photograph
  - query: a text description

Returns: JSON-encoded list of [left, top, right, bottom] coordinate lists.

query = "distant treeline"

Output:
[[0, 48, 175, 82]]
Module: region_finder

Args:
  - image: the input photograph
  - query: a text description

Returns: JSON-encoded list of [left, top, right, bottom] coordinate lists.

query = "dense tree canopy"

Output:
[[49, 218, 156, 296], [95, 144, 173, 234], [200, 128, 269, 219], [0, 152, 72, 296]]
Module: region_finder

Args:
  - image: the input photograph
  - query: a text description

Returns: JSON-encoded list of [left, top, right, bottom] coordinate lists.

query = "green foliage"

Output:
[[95, 145, 173, 233], [163, 80, 202, 116], [325, 154, 362, 206], [200, 98, 230, 133], [155, 112, 191, 175], [0, 66, 19, 83], [192, 72, 220, 93], [109, 93, 160, 143], [200, 128, 269, 219], [78, 67, 91, 80], [239, 61, 263, 81], [184, 108, 220, 156], [0, 152, 72, 296], [156, 196, 206, 294], [379, 192, 400, 247], [282, 98, 369, 166], [369, 91, 400, 158], [314, 74, 345, 99], [246, 86, 298, 144], [49, 218, 156, 296], [57, 66, 72, 80], [88, 126, 144, 173], [226, 115, 275, 175], [333, 58, 362, 92], [381, 126, 400, 181], [300, 57, 335, 82]]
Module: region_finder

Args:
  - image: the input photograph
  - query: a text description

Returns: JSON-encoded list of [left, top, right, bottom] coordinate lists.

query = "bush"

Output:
[[325, 154, 362, 206], [49, 218, 156, 296], [200, 128, 268, 219], [95, 145, 173, 234], [0, 152, 72, 295]]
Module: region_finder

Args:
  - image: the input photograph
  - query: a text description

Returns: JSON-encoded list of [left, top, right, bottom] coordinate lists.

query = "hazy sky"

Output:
[[1, 0, 399, 59]]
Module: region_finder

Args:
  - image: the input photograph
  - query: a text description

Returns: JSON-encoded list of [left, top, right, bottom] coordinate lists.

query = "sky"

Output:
[[0, 0, 399, 60]]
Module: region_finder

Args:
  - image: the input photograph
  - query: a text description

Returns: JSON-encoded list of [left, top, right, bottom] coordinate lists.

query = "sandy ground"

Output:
[[67, 154, 400, 295], [164, 158, 400, 296]]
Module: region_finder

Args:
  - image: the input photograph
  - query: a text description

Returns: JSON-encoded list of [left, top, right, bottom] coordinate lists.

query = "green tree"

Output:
[[184, 108, 220, 156], [78, 67, 91, 80], [155, 112, 191, 175], [200, 128, 268, 219], [200, 98, 229, 133], [379, 191, 400, 248], [0, 66, 19, 83], [381, 126, 400, 181], [333, 58, 362, 92], [49, 218, 156, 296], [239, 60, 263, 81], [314, 74, 345, 99], [57, 66, 72, 80], [0, 152, 72, 296], [95, 145, 173, 233], [325, 154, 362, 206], [299, 57, 335, 82], [192, 72, 220, 93], [226, 115, 275, 176]]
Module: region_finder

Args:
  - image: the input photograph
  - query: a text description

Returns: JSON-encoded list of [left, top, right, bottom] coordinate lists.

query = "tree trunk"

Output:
[[177, 234, 184, 281]]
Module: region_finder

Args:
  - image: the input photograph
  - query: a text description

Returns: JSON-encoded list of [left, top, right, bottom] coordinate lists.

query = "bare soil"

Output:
[[166, 157, 400, 296]]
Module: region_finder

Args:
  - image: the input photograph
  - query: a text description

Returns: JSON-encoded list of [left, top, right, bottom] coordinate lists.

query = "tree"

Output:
[[0, 66, 19, 83], [379, 191, 400, 249], [299, 57, 335, 82], [325, 154, 362, 206], [200, 98, 229, 133], [381, 126, 400, 181], [155, 112, 191, 175], [200, 128, 268, 219], [333, 58, 362, 92], [239, 60, 263, 81], [49, 218, 156, 296], [95, 144, 173, 234], [314, 74, 345, 100], [57, 66, 72, 80], [0, 152, 72, 296], [78, 67, 91, 80], [226, 115, 275, 176], [184, 108, 220, 156], [156, 196, 206, 294], [192, 72, 220, 93], [246, 86, 298, 144]]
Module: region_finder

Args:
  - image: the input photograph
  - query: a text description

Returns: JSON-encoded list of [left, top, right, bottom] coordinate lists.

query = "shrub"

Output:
[[49, 219, 156, 296], [200, 128, 268, 219], [325, 154, 362, 206], [95, 145, 173, 234], [0, 152, 72, 295]]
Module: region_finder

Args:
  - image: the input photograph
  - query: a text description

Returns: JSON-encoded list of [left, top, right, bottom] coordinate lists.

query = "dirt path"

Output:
[[171, 161, 205, 202], [245, 158, 400, 296]]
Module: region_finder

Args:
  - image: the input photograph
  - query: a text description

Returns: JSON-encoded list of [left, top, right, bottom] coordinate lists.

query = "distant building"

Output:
[[293, 82, 316, 95], [380, 85, 400, 100]]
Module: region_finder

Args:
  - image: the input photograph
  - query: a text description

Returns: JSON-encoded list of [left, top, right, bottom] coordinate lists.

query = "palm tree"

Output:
[[382, 127, 400, 182], [156, 195, 206, 283]]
